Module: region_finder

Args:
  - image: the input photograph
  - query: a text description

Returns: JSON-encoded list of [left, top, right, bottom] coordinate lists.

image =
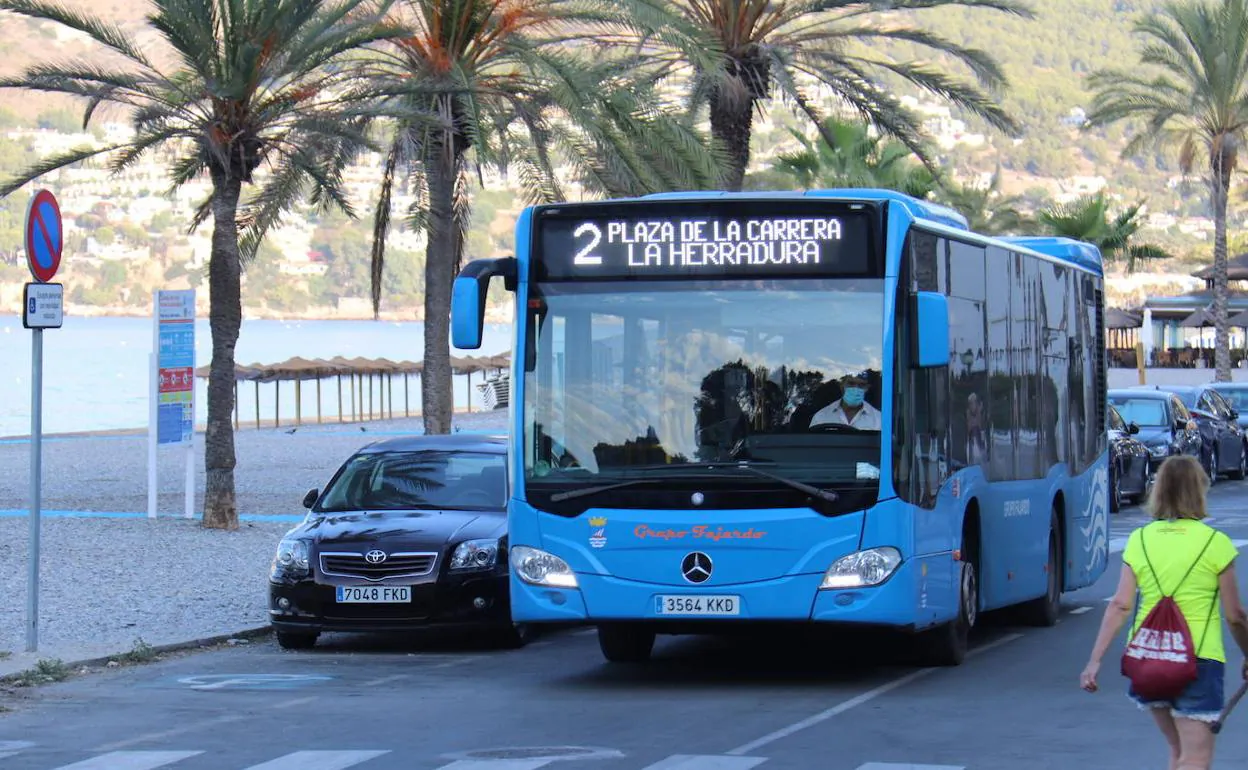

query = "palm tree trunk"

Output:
[[202, 173, 243, 529], [1212, 153, 1233, 382], [710, 93, 755, 192], [421, 137, 457, 435]]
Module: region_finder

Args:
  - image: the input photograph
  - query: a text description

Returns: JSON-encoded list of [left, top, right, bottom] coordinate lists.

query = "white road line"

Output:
[[95, 715, 246, 752], [52, 751, 203, 770], [726, 633, 1022, 757], [271, 696, 318, 709], [0, 741, 33, 760], [642, 755, 768, 769], [243, 750, 390, 770], [856, 764, 965, 769], [1070, 606, 1094, 615], [436, 761, 555, 770], [361, 674, 409, 687]]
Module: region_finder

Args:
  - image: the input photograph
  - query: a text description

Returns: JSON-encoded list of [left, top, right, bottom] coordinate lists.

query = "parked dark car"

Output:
[[268, 434, 529, 650], [1107, 403, 1150, 512], [1106, 388, 1203, 476], [1165, 385, 1248, 482], [1207, 382, 1248, 430]]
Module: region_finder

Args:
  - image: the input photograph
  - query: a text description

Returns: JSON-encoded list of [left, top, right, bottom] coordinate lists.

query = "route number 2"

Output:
[[573, 222, 602, 265]]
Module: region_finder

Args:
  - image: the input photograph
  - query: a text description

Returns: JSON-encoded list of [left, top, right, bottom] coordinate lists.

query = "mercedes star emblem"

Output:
[[364, 549, 387, 564], [681, 552, 712, 584]]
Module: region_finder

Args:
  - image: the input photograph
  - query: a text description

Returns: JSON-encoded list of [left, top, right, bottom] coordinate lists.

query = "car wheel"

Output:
[[492, 623, 537, 650], [1110, 465, 1122, 513], [597, 624, 655, 663], [1129, 462, 1150, 505], [1017, 513, 1062, 627], [275, 630, 318, 650], [1231, 443, 1248, 481]]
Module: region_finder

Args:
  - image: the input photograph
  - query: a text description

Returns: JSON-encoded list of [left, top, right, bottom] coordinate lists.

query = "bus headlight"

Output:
[[820, 547, 902, 589], [511, 546, 579, 588]]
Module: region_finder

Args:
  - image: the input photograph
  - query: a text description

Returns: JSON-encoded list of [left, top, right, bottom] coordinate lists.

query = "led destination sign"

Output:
[[535, 203, 874, 280]]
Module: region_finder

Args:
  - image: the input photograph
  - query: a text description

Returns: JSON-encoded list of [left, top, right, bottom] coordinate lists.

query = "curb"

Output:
[[0, 625, 273, 685]]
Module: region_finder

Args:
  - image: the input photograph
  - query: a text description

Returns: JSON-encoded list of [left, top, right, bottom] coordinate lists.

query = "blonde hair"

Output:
[[1145, 455, 1209, 521]]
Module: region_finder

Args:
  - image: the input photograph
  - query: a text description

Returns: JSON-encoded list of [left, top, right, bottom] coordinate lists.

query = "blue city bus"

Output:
[[451, 189, 1109, 666]]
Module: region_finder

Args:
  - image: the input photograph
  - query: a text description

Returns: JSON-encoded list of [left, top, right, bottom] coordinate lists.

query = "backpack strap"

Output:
[[1139, 524, 1217, 597]]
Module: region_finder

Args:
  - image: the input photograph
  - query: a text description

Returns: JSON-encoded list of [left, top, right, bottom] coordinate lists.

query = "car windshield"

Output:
[[1109, 397, 1167, 427], [522, 279, 885, 497], [316, 450, 506, 512], [1212, 386, 1248, 410]]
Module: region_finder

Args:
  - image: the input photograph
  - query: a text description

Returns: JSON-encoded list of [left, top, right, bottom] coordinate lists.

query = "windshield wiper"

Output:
[[545, 462, 838, 504]]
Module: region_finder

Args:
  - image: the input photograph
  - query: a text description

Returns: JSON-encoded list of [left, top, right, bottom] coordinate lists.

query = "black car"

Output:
[[1164, 385, 1248, 482], [1107, 403, 1150, 512], [1206, 382, 1248, 431], [268, 434, 529, 649], [1106, 388, 1203, 475]]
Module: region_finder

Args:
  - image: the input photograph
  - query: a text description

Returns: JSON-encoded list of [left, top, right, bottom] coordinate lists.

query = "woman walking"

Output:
[[1081, 455, 1248, 770]]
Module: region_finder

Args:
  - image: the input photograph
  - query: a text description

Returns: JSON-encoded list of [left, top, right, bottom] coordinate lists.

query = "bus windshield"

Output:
[[522, 278, 885, 506]]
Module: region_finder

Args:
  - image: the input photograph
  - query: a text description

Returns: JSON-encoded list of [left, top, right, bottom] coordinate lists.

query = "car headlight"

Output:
[[450, 539, 499, 571], [272, 538, 310, 578], [820, 547, 902, 589], [511, 545, 578, 588]]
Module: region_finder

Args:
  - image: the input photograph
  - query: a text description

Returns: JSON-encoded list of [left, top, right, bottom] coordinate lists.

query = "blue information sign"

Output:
[[154, 290, 195, 445]]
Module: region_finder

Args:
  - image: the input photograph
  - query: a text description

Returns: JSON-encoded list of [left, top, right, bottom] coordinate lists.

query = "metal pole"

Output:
[[316, 378, 322, 424], [27, 328, 43, 652], [337, 375, 343, 423], [404, 373, 410, 417], [254, 380, 260, 429], [295, 379, 302, 426]]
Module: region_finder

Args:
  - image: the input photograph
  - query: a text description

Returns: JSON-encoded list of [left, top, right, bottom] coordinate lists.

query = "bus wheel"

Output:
[[919, 559, 975, 667], [597, 624, 655, 663], [1018, 516, 1061, 627]]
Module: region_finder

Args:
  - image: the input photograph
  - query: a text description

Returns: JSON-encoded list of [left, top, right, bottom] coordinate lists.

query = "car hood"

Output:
[[298, 509, 505, 549], [1135, 426, 1172, 446]]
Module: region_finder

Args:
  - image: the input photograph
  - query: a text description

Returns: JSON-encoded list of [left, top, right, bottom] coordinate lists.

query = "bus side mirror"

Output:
[[451, 257, 517, 350], [912, 291, 949, 368]]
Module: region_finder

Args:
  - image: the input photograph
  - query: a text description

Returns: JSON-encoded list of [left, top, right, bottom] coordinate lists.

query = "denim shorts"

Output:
[[1128, 658, 1225, 722]]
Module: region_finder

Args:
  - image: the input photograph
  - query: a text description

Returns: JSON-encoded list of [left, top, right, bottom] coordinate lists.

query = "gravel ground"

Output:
[[0, 409, 509, 664]]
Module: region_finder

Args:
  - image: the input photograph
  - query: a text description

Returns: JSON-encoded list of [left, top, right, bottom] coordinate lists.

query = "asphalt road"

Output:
[[6, 481, 1248, 770]]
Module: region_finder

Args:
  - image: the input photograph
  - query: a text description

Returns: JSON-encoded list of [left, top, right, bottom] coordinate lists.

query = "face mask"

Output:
[[842, 387, 865, 407]]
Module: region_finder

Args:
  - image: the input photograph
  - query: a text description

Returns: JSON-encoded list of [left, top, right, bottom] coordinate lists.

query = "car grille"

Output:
[[318, 551, 437, 581]]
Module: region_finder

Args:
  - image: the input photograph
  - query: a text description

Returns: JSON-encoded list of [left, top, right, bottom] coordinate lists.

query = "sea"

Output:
[[0, 315, 513, 438]]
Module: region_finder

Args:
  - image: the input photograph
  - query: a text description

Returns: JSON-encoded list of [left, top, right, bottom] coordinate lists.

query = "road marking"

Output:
[[726, 633, 1021, 756], [362, 674, 409, 687], [856, 764, 965, 769], [1070, 606, 1093, 615], [177, 674, 333, 690], [95, 714, 246, 751], [52, 751, 203, 769], [437, 761, 558, 770], [642, 756, 768, 769], [243, 750, 390, 769], [271, 696, 318, 709], [0, 741, 34, 759]]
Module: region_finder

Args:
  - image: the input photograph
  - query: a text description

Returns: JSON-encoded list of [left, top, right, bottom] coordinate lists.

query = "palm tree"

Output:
[[1085, 0, 1248, 381], [606, 0, 1034, 191], [0, 0, 408, 529], [1038, 193, 1172, 274], [364, 0, 724, 435], [933, 168, 1033, 235], [769, 117, 937, 198]]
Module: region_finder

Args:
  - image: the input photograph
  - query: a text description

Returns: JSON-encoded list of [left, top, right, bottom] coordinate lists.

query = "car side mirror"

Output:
[[1232, 409, 1240, 420], [302, 488, 319, 509], [911, 291, 949, 368], [1128, 422, 1140, 435]]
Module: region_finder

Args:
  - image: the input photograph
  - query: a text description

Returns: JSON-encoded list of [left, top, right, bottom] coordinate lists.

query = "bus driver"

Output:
[[809, 372, 881, 430]]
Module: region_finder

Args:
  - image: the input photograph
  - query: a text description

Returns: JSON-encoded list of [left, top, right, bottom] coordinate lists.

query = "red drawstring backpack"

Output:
[[1121, 528, 1218, 701]]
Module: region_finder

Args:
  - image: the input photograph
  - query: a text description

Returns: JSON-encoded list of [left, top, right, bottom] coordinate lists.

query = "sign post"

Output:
[[149, 289, 196, 520], [23, 188, 64, 653]]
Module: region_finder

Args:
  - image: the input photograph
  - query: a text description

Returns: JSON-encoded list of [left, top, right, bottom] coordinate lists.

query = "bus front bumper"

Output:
[[510, 559, 940, 631]]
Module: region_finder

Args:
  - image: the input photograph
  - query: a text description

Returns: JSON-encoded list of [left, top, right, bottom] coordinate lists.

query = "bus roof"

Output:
[[626, 188, 1104, 273], [638, 188, 971, 230]]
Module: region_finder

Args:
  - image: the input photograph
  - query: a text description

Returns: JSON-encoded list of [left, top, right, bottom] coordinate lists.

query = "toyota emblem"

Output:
[[681, 552, 712, 584], [364, 549, 387, 564]]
